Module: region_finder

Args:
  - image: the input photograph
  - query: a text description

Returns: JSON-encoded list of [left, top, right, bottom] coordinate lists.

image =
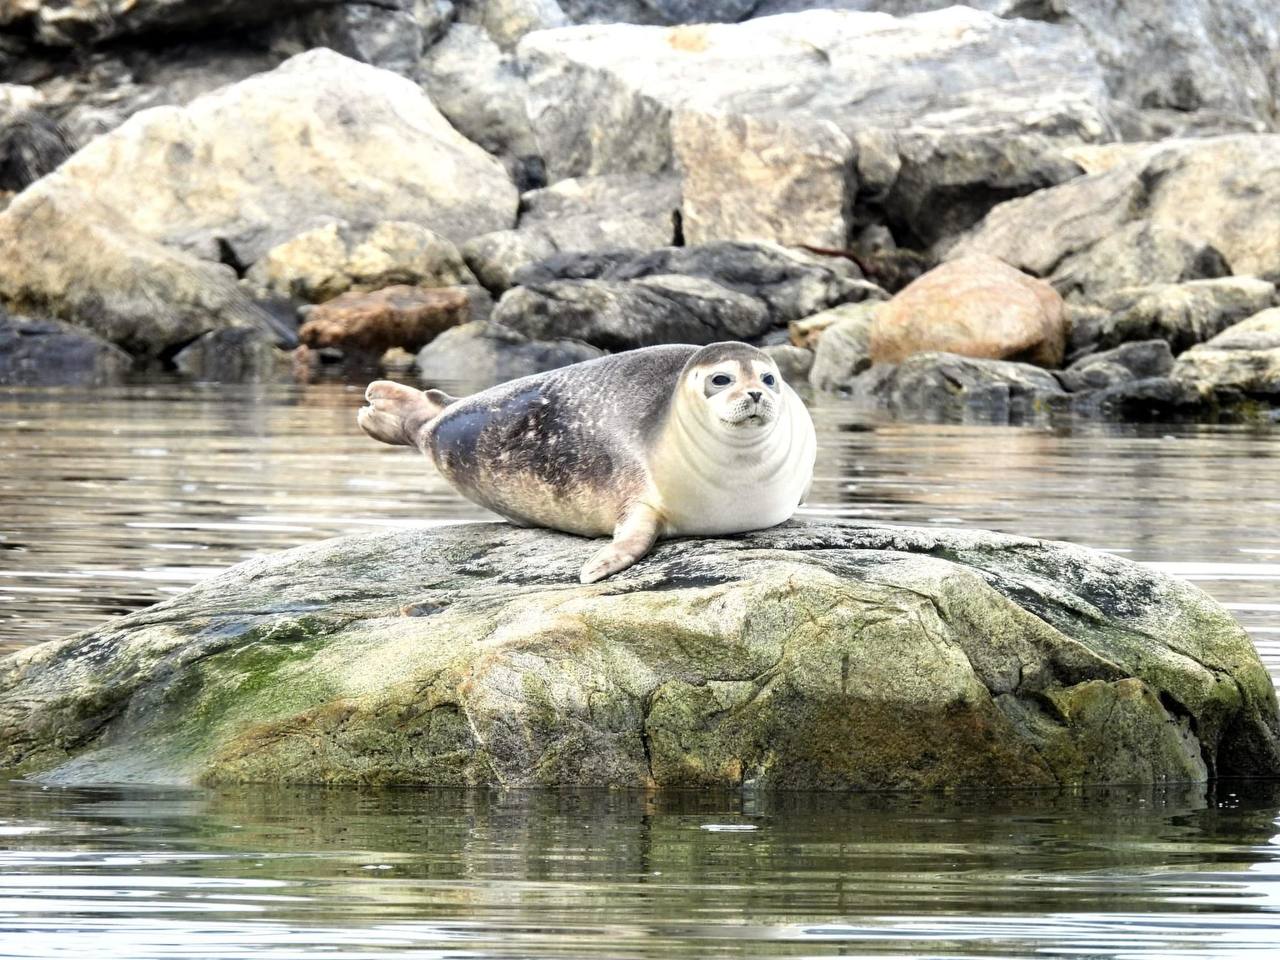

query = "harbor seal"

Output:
[[358, 342, 816, 583]]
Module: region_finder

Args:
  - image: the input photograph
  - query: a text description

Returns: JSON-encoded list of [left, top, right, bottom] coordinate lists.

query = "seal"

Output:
[[358, 341, 816, 583]]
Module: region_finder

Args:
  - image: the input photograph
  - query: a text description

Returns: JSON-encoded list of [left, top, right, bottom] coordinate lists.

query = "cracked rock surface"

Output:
[[2, 520, 1277, 789]]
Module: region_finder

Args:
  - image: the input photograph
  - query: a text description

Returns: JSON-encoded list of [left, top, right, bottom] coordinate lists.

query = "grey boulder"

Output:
[[415, 320, 605, 389]]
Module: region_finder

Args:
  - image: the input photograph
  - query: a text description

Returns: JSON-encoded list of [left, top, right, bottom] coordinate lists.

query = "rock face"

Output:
[[246, 222, 477, 304], [954, 137, 1280, 296], [806, 301, 879, 393], [519, 7, 1115, 248], [869, 256, 1066, 368], [1172, 309, 1280, 398], [1057, 341, 1175, 393], [0, 50, 516, 356], [1, 521, 1276, 788], [415, 320, 604, 388], [0, 310, 132, 386], [298, 285, 490, 354], [1088, 278, 1276, 355]]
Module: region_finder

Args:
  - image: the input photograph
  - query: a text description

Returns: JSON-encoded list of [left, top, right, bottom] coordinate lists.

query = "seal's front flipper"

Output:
[[358, 381, 457, 450], [580, 505, 662, 584]]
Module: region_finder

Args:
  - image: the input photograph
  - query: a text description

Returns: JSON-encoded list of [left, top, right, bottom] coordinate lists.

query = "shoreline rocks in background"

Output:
[[805, 301, 879, 393], [1172, 308, 1280, 399], [3, 521, 1276, 788], [298, 284, 492, 355], [869, 256, 1066, 368], [415, 319, 604, 388], [0, 310, 133, 386]]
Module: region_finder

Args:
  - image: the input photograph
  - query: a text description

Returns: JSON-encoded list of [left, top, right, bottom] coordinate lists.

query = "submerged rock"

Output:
[[1, 521, 1275, 789], [0, 311, 132, 386]]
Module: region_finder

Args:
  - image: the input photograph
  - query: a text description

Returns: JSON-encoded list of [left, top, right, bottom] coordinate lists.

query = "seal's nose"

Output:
[[748, 390, 762, 402]]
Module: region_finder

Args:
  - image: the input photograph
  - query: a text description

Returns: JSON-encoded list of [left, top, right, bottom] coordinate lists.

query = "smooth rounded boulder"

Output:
[[870, 256, 1067, 368], [1, 521, 1276, 789]]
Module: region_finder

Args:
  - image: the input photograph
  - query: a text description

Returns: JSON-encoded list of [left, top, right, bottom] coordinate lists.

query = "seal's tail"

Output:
[[357, 380, 457, 449]]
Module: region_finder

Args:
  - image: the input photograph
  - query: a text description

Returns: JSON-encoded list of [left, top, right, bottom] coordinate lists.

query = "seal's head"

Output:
[[679, 341, 785, 433]]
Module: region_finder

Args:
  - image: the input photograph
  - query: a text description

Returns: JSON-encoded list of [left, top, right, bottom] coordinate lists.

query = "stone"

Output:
[[0, 89, 73, 191], [1090, 278, 1276, 355], [761, 343, 813, 386], [246, 222, 477, 304], [806, 301, 879, 393], [560, 0, 758, 23], [1171, 308, 1280, 398], [416, 23, 542, 187], [673, 110, 855, 249], [170, 327, 280, 382], [269, 1, 454, 76], [1057, 341, 1175, 393], [870, 256, 1066, 368], [454, 0, 569, 48], [0, 50, 517, 355], [849, 352, 1066, 422], [415, 320, 604, 388], [1051, 223, 1231, 304], [490, 275, 770, 351], [1069, 377, 1207, 418], [954, 137, 1280, 295], [519, 8, 1116, 248], [462, 230, 561, 294], [298, 285, 490, 354], [2, 521, 1276, 788], [515, 242, 878, 326], [0, 311, 132, 386]]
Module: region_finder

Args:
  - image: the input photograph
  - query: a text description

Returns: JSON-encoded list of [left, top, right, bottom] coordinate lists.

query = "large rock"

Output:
[[513, 242, 878, 325], [954, 137, 1280, 295], [1057, 340, 1175, 393], [417, 23, 543, 187], [1050, 223, 1231, 304], [849, 352, 1066, 421], [1088, 278, 1276, 355], [0, 310, 132, 386], [269, 1, 453, 76], [869, 256, 1066, 368], [1172, 308, 1280, 398], [463, 174, 680, 292], [0, 50, 517, 355], [807, 301, 879, 393], [246, 221, 477, 304], [2, 522, 1275, 788], [298, 285, 490, 354], [415, 319, 604, 388], [454, 0, 569, 49], [519, 8, 1116, 248]]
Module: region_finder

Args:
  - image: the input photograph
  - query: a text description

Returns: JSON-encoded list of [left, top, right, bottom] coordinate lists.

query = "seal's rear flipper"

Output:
[[358, 381, 457, 449]]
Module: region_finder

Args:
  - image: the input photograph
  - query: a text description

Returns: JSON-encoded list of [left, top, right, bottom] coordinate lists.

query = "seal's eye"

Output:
[[710, 374, 732, 387], [762, 373, 776, 388]]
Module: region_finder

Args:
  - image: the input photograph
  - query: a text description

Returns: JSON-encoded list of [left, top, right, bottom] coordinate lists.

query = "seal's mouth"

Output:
[[721, 412, 770, 428]]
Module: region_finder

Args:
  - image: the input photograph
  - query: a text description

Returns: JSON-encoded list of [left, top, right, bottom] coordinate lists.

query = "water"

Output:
[[2, 378, 1280, 957]]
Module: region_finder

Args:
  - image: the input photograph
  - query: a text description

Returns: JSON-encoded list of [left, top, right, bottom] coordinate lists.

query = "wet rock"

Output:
[[246, 222, 477, 304], [1057, 341, 1175, 393], [870, 256, 1066, 368], [520, 8, 1115, 248], [415, 320, 604, 388], [954, 136, 1280, 295], [171, 327, 280, 383], [762, 343, 813, 386], [0, 311, 132, 386], [454, 0, 569, 48], [807, 301, 880, 393], [0, 51, 516, 355], [491, 275, 770, 351], [463, 174, 680, 293], [514, 242, 876, 326], [3, 521, 1275, 788], [1172, 308, 1280, 398], [1050, 223, 1232, 304], [1090, 278, 1276, 355], [417, 23, 542, 186], [849, 352, 1066, 422], [1069, 377, 1207, 418], [299, 285, 490, 354]]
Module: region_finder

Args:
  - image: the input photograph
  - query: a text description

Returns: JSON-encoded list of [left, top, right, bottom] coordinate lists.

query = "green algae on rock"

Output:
[[1, 521, 1277, 789]]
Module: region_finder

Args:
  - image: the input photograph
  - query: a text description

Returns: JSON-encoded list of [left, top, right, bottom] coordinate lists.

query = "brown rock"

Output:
[[298, 285, 487, 354], [870, 256, 1066, 368]]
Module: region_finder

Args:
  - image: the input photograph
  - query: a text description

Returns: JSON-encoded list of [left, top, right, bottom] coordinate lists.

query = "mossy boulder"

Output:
[[2, 521, 1277, 789]]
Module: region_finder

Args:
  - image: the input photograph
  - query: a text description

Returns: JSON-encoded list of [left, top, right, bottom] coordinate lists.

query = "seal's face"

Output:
[[690, 354, 784, 432]]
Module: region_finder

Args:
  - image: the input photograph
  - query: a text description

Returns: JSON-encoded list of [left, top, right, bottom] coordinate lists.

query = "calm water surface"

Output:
[[1, 378, 1279, 957]]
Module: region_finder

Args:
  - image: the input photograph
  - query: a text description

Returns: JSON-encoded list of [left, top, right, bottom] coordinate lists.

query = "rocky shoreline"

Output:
[[3, 520, 1277, 788], [0, 1, 1278, 421]]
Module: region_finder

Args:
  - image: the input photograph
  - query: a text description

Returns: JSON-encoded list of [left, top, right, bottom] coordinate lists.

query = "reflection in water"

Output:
[[2, 381, 1278, 677], [1, 781, 1279, 958], [3, 380, 1280, 956]]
